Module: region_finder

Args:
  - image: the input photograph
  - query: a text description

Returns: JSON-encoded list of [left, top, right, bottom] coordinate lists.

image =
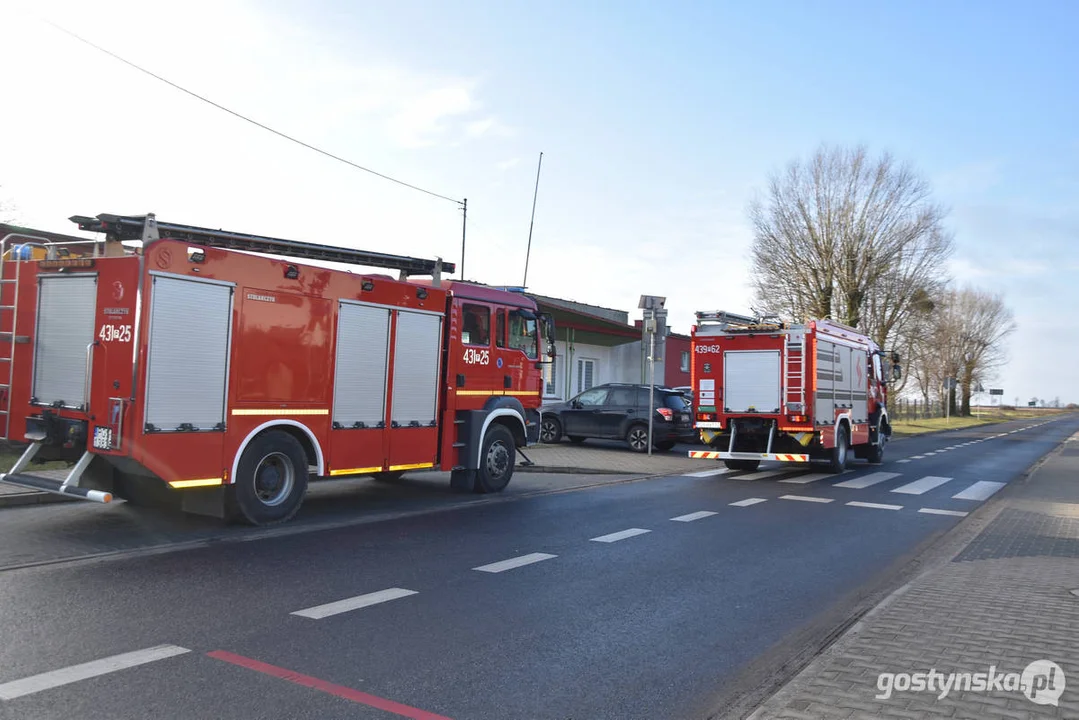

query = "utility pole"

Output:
[[523, 152, 543, 287], [459, 198, 467, 280]]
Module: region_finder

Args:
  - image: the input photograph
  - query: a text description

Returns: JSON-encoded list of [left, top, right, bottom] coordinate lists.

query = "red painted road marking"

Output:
[[207, 650, 452, 720]]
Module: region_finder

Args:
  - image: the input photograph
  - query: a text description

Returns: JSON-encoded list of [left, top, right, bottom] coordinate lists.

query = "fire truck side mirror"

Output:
[[890, 351, 902, 380], [542, 313, 557, 360]]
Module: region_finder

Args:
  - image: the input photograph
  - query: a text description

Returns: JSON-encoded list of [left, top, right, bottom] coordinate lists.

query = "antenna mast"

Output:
[[522, 152, 544, 286]]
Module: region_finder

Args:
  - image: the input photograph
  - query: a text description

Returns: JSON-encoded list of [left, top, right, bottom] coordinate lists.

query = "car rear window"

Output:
[[663, 393, 690, 410]]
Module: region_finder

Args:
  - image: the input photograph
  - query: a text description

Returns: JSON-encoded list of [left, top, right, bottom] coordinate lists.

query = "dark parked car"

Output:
[[539, 383, 695, 452]]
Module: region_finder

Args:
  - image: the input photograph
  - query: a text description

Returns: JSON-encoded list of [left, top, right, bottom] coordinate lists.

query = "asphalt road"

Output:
[[1, 414, 1076, 720]]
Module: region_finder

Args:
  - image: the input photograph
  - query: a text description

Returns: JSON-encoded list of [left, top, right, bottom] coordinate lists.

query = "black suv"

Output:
[[539, 383, 695, 452]]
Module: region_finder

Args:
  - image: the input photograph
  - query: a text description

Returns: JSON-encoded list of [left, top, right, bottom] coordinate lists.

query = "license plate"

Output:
[[92, 426, 113, 450]]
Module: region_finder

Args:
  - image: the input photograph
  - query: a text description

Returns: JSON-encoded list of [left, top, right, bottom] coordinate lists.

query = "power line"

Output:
[[41, 18, 464, 206]]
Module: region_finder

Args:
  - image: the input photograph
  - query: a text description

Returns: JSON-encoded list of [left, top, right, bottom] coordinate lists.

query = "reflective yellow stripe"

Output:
[[388, 462, 435, 471], [231, 409, 330, 416], [329, 466, 382, 477], [455, 390, 541, 397], [168, 477, 223, 489]]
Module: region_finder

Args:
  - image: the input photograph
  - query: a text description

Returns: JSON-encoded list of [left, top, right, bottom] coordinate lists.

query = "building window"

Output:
[[680, 350, 690, 372], [576, 358, 596, 394], [545, 356, 560, 397], [461, 303, 490, 346]]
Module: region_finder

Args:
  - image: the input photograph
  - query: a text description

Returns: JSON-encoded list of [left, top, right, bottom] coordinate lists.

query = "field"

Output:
[[890, 406, 1075, 436]]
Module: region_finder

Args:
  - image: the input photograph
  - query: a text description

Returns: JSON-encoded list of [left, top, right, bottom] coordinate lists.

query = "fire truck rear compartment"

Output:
[[32, 274, 97, 410]]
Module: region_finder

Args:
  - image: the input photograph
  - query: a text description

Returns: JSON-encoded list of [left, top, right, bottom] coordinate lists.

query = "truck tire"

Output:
[[626, 424, 650, 452], [827, 425, 850, 474], [865, 419, 885, 464], [540, 416, 562, 444], [474, 423, 515, 494], [724, 459, 760, 472], [231, 430, 309, 525]]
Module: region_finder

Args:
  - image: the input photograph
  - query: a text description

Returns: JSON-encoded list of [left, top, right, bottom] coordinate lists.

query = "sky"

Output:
[[1, 0, 1076, 405]]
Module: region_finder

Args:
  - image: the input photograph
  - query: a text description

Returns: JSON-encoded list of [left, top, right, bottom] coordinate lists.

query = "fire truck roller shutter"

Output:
[[33, 274, 98, 409], [390, 309, 443, 426], [724, 350, 781, 413], [144, 274, 233, 431], [333, 302, 390, 428]]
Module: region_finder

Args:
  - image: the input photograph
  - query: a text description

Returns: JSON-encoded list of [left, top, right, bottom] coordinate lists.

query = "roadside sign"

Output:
[[989, 388, 1003, 395]]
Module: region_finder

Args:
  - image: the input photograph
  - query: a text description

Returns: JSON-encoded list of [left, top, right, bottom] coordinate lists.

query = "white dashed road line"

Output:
[[685, 468, 733, 478], [730, 498, 767, 507], [0, 645, 191, 700], [834, 472, 900, 489], [780, 495, 834, 503], [952, 481, 1006, 501], [779, 473, 834, 485], [919, 508, 969, 517], [891, 476, 952, 495], [670, 511, 717, 522], [291, 588, 418, 619], [737, 470, 788, 481], [590, 528, 651, 543], [847, 501, 903, 511], [897, 459, 912, 464], [473, 553, 557, 573]]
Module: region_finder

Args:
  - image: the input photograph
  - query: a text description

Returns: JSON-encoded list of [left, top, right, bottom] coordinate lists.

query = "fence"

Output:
[[890, 398, 946, 421]]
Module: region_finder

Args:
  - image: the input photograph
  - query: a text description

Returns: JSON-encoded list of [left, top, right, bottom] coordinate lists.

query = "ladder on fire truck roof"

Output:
[[70, 213, 456, 280], [695, 310, 789, 332]]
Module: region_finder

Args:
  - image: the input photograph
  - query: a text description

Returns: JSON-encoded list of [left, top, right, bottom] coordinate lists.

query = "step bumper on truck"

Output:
[[688, 450, 810, 462], [0, 441, 113, 504]]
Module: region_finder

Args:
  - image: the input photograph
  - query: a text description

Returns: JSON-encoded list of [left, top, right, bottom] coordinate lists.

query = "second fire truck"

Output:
[[688, 310, 900, 473], [0, 213, 555, 525]]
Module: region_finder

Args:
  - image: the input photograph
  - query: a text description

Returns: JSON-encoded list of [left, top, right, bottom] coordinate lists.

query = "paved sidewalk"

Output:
[[745, 433, 1079, 720], [522, 440, 707, 475]]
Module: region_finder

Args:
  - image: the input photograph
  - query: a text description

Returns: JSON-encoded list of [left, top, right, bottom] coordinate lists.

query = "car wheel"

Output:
[[626, 424, 649, 453], [540, 416, 562, 444]]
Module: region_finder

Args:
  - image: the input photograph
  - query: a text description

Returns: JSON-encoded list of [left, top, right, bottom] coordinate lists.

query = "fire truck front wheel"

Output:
[[474, 423, 516, 494], [231, 430, 309, 525]]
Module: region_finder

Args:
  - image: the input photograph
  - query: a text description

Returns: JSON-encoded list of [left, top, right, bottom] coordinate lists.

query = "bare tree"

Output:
[[748, 144, 954, 356], [926, 286, 1016, 416]]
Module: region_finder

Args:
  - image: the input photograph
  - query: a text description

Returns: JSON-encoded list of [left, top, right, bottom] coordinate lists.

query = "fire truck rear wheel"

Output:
[[231, 430, 309, 525], [828, 425, 850, 474], [474, 423, 515, 494]]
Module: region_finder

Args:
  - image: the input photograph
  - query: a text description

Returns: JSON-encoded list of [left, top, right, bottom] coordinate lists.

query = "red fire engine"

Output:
[[687, 311, 900, 473], [0, 213, 555, 525]]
